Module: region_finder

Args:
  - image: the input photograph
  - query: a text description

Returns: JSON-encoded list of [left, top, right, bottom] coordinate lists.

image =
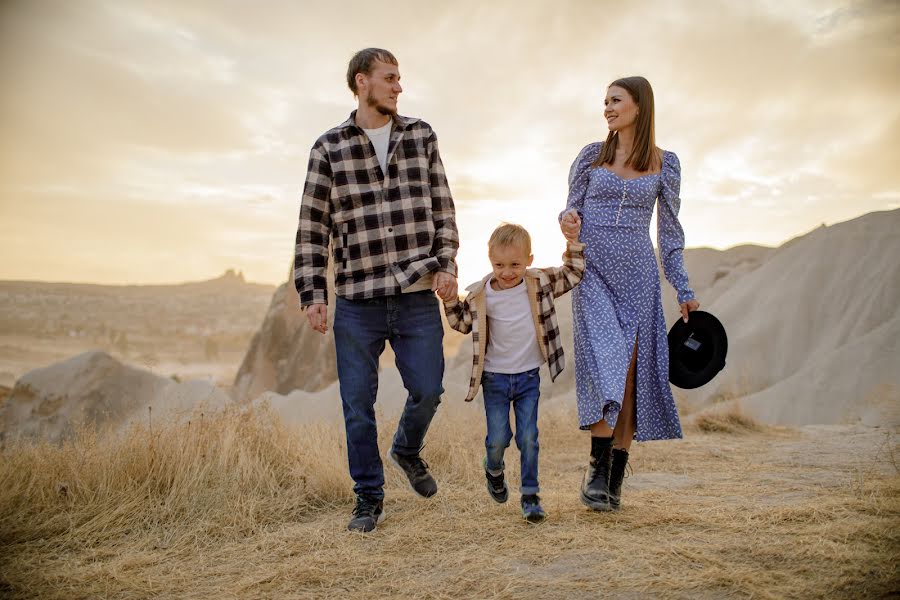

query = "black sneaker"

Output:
[[347, 495, 385, 533], [389, 449, 438, 498], [484, 459, 509, 504], [521, 494, 546, 523]]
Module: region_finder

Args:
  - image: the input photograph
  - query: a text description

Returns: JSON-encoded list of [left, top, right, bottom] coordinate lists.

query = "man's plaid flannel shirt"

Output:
[[294, 111, 459, 306], [444, 241, 586, 402]]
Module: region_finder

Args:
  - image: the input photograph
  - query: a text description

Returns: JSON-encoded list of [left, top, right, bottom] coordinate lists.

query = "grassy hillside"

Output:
[[0, 404, 897, 599]]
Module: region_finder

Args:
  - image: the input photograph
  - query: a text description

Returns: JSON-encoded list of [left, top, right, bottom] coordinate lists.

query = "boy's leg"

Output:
[[332, 296, 389, 500], [481, 372, 513, 473], [512, 368, 541, 495], [388, 291, 445, 457]]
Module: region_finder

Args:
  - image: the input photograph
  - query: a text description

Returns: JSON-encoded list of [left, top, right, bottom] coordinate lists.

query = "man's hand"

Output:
[[305, 303, 328, 334], [680, 298, 700, 323], [561, 209, 582, 243], [432, 271, 458, 301]]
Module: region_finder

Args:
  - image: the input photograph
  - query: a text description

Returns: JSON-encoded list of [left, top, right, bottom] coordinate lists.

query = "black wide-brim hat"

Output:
[[668, 310, 727, 389]]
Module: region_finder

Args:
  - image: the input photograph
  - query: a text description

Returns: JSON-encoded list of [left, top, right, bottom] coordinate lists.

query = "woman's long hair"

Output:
[[592, 76, 660, 172]]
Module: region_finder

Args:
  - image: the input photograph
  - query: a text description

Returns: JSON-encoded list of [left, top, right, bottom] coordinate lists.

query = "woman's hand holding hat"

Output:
[[680, 298, 700, 323]]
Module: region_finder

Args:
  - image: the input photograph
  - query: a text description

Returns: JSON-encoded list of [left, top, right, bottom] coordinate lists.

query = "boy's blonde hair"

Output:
[[488, 223, 532, 255]]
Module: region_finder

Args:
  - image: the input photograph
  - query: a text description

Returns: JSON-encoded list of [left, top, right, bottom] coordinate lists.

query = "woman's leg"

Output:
[[608, 342, 637, 510], [588, 420, 614, 437], [587, 341, 638, 440], [582, 340, 637, 510], [582, 345, 631, 509], [613, 343, 638, 451]]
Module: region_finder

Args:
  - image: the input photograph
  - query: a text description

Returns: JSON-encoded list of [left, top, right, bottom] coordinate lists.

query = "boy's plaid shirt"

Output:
[[294, 111, 459, 306], [444, 242, 586, 402]]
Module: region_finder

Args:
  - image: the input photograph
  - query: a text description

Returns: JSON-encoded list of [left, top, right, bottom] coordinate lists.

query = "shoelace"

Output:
[[406, 456, 429, 478], [522, 494, 541, 507], [617, 453, 633, 479], [352, 497, 378, 517], [486, 471, 504, 488]]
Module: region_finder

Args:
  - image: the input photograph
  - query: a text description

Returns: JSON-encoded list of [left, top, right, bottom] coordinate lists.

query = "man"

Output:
[[294, 48, 459, 533]]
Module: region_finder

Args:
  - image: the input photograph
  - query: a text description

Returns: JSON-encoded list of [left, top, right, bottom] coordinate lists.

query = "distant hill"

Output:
[[0, 270, 277, 387], [0, 269, 277, 295]]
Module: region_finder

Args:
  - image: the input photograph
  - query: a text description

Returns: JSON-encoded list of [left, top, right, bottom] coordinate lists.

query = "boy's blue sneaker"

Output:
[[521, 494, 546, 523], [484, 462, 509, 504]]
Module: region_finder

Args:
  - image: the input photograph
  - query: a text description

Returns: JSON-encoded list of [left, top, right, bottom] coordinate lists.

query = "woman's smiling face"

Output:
[[604, 85, 638, 132]]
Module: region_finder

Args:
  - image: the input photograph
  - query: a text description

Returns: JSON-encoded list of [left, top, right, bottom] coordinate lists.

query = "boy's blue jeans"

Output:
[[332, 291, 444, 501], [481, 368, 541, 495]]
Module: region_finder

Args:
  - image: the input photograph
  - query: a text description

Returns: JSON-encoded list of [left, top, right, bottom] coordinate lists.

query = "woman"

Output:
[[560, 76, 699, 511]]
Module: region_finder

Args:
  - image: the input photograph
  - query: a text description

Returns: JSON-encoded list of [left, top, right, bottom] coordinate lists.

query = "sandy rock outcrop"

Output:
[[0, 350, 229, 441], [690, 209, 900, 425], [233, 273, 337, 401], [234, 260, 468, 402]]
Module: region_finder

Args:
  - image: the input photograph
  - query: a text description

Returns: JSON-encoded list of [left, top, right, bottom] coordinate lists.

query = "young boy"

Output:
[[443, 219, 584, 522]]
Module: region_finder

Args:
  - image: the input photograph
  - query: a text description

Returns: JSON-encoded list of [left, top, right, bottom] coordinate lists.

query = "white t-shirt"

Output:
[[483, 279, 545, 374], [362, 120, 392, 175]]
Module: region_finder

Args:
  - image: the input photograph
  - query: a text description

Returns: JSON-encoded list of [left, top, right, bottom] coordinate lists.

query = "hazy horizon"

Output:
[[2, 0, 898, 286], [0, 206, 888, 287]]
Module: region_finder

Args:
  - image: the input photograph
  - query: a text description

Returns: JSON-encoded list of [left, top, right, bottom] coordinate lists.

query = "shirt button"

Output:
[[388, 227, 393, 232]]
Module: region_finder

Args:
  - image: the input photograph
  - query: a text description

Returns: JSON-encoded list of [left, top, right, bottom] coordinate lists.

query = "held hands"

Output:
[[680, 298, 700, 323], [560, 209, 582, 243], [433, 271, 459, 301], [305, 303, 328, 334]]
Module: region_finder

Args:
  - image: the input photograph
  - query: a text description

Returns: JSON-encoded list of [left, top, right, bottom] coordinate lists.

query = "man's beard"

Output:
[[366, 91, 396, 116]]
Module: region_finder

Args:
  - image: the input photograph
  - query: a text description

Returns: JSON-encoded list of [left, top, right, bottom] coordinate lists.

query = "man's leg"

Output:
[[386, 291, 444, 498], [388, 291, 445, 457], [332, 296, 389, 500]]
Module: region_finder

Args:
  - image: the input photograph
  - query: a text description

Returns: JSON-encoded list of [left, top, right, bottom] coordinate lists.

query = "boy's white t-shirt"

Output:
[[483, 279, 545, 374], [362, 120, 392, 175]]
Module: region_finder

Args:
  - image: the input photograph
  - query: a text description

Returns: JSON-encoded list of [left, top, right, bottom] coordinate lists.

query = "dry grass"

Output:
[[689, 406, 765, 434], [1, 402, 898, 599]]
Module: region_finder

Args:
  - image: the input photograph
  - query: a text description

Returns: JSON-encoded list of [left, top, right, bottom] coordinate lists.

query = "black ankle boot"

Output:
[[609, 448, 629, 511], [581, 436, 614, 511]]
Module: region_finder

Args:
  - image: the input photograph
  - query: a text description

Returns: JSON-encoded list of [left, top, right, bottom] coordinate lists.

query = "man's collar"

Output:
[[341, 110, 419, 131]]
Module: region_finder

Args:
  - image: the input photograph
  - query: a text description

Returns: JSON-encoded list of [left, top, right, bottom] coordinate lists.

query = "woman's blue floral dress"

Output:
[[563, 142, 694, 440]]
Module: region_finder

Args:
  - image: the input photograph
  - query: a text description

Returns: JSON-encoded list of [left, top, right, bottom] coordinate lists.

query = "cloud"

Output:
[[0, 0, 897, 284]]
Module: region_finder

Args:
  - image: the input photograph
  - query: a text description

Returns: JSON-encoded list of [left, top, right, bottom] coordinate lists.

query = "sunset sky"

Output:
[[1, 0, 898, 286]]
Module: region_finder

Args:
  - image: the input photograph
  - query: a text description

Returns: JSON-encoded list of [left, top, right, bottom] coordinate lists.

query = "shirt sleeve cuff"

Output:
[[299, 290, 328, 308], [437, 259, 458, 278]]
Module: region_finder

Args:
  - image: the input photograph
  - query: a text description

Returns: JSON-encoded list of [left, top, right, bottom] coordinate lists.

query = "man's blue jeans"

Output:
[[332, 291, 444, 500], [481, 368, 541, 495]]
